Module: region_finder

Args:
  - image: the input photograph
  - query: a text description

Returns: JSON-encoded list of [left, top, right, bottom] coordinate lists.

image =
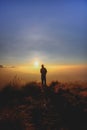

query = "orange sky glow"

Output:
[[0, 64, 87, 89]]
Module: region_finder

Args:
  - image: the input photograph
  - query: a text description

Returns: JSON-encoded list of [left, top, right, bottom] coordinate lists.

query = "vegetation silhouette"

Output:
[[0, 81, 87, 130]]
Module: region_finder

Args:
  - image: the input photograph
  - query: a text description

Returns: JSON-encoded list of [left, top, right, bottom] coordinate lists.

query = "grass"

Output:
[[0, 81, 87, 130]]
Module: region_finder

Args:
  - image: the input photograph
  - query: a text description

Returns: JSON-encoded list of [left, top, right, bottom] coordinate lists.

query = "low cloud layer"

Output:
[[0, 65, 15, 68]]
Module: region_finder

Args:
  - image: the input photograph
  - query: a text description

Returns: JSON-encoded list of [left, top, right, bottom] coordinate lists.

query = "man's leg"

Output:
[[41, 78, 43, 85], [44, 77, 46, 85], [41, 75, 43, 85]]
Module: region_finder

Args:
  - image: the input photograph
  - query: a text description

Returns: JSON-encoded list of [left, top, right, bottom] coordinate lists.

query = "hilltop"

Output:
[[0, 81, 87, 130]]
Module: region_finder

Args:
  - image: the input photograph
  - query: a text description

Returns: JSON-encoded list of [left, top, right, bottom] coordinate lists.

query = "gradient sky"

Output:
[[0, 0, 86, 66], [0, 0, 87, 86]]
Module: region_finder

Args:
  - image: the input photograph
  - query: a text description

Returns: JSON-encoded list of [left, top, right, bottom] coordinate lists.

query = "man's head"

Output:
[[41, 64, 44, 68]]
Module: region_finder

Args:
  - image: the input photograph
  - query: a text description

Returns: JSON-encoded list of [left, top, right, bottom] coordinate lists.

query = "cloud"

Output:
[[0, 65, 4, 68], [0, 65, 16, 68], [10, 66, 15, 68], [6, 66, 16, 68]]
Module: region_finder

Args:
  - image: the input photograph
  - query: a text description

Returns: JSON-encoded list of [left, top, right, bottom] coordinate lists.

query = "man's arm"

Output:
[[45, 68, 47, 73]]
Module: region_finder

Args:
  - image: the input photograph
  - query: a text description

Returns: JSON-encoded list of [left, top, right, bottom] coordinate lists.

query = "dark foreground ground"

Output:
[[0, 81, 87, 130]]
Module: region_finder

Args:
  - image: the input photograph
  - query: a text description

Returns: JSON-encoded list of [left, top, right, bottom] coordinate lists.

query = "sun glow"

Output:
[[34, 61, 39, 67]]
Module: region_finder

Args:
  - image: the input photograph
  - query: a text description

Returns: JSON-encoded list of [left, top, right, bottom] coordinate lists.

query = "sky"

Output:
[[0, 0, 87, 86]]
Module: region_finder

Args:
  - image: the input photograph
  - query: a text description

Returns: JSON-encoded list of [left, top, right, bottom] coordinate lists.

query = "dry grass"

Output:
[[0, 81, 87, 130]]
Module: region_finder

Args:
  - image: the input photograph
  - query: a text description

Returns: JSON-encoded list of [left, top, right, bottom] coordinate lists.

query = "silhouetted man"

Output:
[[40, 64, 47, 85]]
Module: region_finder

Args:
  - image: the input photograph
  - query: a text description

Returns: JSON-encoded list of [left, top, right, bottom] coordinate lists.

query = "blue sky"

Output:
[[0, 0, 86, 66]]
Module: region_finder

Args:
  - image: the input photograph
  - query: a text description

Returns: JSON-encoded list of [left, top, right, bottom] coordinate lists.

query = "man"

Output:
[[40, 64, 47, 85]]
